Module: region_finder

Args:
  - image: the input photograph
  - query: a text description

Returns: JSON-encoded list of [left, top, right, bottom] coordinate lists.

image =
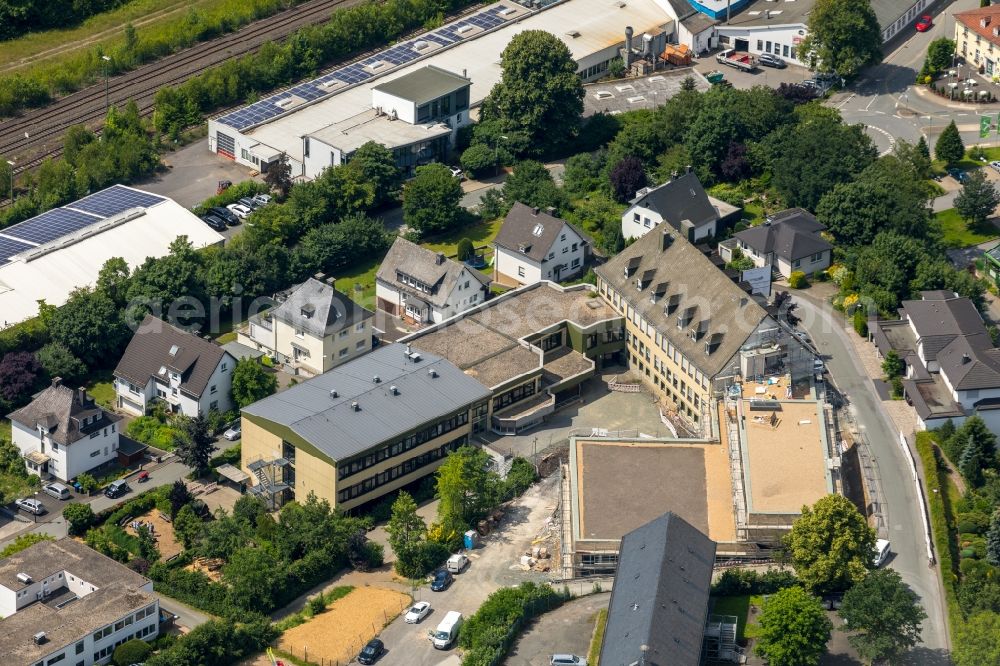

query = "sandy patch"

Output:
[[124, 508, 183, 560]]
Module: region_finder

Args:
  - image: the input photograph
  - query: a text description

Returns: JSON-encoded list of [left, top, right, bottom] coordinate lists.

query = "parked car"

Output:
[[200, 214, 227, 232], [449, 166, 464, 180], [916, 14, 933, 31], [251, 193, 272, 206], [404, 600, 431, 623], [210, 206, 240, 226], [43, 482, 71, 500], [357, 638, 385, 665], [446, 553, 468, 573], [758, 53, 787, 69], [813, 358, 826, 372], [874, 538, 891, 567], [948, 168, 969, 183], [105, 479, 131, 499], [238, 197, 262, 210], [226, 203, 253, 219], [430, 569, 453, 591], [223, 422, 241, 441], [14, 498, 45, 515], [550, 656, 588, 666]]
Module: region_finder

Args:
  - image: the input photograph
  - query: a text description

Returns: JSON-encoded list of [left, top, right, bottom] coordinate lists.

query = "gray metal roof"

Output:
[[599, 512, 716, 666], [372, 65, 470, 106], [241, 344, 491, 462]]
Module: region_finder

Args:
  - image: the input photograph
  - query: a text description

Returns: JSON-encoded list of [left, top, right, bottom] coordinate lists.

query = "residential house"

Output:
[[493, 203, 589, 287], [241, 344, 492, 511], [599, 511, 720, 666], [375, 237, 490, 325], [0, 538, 159, 666], [114, 315, 236, 417], [719, 208, 833, 278], [237, 277, 374, 375], [595, 226, 812, 434], [7, 378, 122, 483], [954, 7, 1000, 80], [620, 171, 741, 241], [873, 290, 1000, 431]]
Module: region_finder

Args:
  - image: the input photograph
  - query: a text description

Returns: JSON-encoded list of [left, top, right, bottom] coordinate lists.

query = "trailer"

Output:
[[716, 49, 758, 72]]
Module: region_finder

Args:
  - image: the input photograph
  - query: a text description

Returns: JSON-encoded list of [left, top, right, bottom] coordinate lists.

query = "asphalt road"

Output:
[[793, 293, 950, 664]]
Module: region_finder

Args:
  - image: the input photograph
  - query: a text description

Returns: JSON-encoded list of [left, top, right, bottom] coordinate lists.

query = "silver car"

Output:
[[15, 498, 45, 515]]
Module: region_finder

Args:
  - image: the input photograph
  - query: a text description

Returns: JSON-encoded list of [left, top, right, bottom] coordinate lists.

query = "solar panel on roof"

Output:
[[0, 236, 35, 263], [4, 207, 103, 245], [66, 185, 166, 218]]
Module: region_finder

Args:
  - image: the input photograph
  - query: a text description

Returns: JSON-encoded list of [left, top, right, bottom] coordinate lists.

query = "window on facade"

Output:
[[356, 340, 366, 349], [295, 328, 304, 338], [75, 642, 84, 655], [572, 258, 580, 268], [518, 266, 525, 277], [90, 431, 99, 439], [210, 400, 218, 410], [210, 385, 217, 394], [633, 212, 640, 222], [757, 40, 763, 50], [356, 322, 366, 332]]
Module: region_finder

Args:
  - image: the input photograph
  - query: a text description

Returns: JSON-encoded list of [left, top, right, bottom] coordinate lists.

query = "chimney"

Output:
[[660, 229, 672, 252], [962, 353, 972, 364], [51, 377, 63, 388], [77, 387, 86, 407], [624, 26, 634, 69], [545, 206, 556, 215], [462, 68, 467, 78], [390, 385, 399, 395], [351, 401, 360, 411], [685, 165, 692, 174], [373, 375, 381, 383], [314, 272, 325, 281], [435, 253, 445, 265]]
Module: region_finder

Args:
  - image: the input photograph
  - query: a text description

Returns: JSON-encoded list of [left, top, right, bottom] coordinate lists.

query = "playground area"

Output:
[[277, 586, 411, 666], [124, 508, 184, 560]]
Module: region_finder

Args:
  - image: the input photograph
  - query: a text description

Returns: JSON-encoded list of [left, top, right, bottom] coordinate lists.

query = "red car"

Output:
[[916, 15, 933, 31]]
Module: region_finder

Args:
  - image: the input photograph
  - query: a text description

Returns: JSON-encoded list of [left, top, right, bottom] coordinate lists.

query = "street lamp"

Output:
[[5, 159, 13, 202], [101, 55, 111, 114]]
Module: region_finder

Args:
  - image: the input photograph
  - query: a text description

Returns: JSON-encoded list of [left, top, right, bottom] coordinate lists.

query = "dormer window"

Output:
[[168, 344, 179, 357], [300, 305, 315, 319]]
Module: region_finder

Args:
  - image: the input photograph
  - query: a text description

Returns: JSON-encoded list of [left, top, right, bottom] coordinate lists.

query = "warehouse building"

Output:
[[0, 185, 223, 329], [208, 0, 674, 180]]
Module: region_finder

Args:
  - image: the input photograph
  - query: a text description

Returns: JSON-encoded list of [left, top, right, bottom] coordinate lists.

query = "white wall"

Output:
[[62, 424, 118, 482], [115, 377, 151, 416], [622, 204, 716, 242], [0, 584, 14, 617], [303, 136, 342, 179], [540, 227, 587, 282], [197, 354, 235, 415], [495, 249, 542, 285], [372, 89, 417, 124], [716, 24, 809, 66]]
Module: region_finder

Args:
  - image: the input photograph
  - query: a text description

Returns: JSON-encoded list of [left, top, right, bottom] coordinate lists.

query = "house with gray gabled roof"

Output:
[[240, 343, 492, 510], [599, 511, 718, 666], [719, 208, 833, 278], [114, 314, 235, 418], [375, 237, 490, 325], [238, 277, 374, 375], [493, 203, 589, 287], [620, 171, 741, 242]]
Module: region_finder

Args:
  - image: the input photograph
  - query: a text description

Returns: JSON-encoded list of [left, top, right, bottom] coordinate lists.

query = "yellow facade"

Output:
[[955, 18, 1000, 77], [273, 316, 371, 375]]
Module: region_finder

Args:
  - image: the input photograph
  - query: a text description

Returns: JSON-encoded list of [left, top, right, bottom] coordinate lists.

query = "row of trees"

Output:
[[0, 0, 129, 41]]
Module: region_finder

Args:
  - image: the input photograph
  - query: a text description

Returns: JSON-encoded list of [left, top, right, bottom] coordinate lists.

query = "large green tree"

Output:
[[953, 611, 1000, 666], [435, 446, 500, 540], [126, 237, 206, 319], [935, 120, 965, 165], [926, 37, 956, 74], [403, 163, 463, 236], [784, 494, 877, 594], [987, 510, 1000, 566], [296, 213, 390, 275], [751, 586, 832, 666], [799, 0, 882, 77], [480, 30, 584, 156], [36, 343, 87, 384], [955, 169, 1000, 230], [501, 160, 567, 213], [174, 415, 213, 475], [957, 415, 998, 486], [48, 287, 129, 367], [350, 141, 401, 207], [838, 569, 926, 663], [230, 358, 277, 408]]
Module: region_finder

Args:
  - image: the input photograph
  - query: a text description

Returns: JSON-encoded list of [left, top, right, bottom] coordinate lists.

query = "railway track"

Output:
[[0, 0, 364, 172]]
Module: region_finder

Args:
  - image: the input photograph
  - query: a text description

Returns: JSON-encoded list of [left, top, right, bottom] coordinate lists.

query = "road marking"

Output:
[[865, 96, 879, 111], [836, 93, 856, 109], [865, 125, 897, 156]]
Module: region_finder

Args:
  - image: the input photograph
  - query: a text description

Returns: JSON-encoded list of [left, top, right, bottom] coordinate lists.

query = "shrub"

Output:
[[853, 307, 869, 338], [113, 639, 151, 666], [460, 143, 498, 178], [0, 533, 54, 557], [788, 271, 808, 289], [457, 237, 475, 262], [76, 472, 99, 495], [63, 503, 96, 536], [459, 582, 566, 663], [711, 567, 799, 596], [891, 376, 904, 399], [503, 457, 537, 499]]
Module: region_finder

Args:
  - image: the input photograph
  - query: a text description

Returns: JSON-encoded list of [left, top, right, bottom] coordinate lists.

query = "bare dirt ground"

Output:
[[277, 586, 411, 666], [124, 508, 183, 560]]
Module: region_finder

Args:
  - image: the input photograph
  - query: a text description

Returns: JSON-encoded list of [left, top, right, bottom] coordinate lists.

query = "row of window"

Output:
[[493, 380, 537, 411], [337, 435, 468, 502], [93, 605, 156, 643], [337, 410, 471, 480], [755, 39, 795, 60], [631, 353, 701, 423], [580, 60, 609, 79], [790, 252, 826, 269], [92, 623, 156, 663]]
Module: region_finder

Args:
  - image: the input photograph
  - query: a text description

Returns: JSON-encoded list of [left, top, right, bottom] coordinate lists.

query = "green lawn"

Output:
[[742, 201, 766, 227], [420, 217, 503, 257], [587, 608, 608, 665], [334, 256, 382, 311], [711, 595, 751, 642], [216, 331, 237, 344], [935, 208, 999, 248], [84, 369, 117, 409], [0, 419, 10, 441]]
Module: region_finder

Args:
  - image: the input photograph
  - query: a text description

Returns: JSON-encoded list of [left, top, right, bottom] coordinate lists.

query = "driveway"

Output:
[[791, 290, 950, 662], [504, 593, 609, 666]]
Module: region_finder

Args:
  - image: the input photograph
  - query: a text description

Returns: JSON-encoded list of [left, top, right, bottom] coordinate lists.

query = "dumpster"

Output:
[[705, 70, 725, 84]]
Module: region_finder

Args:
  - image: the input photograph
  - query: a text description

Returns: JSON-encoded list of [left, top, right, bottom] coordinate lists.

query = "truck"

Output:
[[446, 553, 468, 573], [431, 611, 463, 649], [716, 49, 758, 72]]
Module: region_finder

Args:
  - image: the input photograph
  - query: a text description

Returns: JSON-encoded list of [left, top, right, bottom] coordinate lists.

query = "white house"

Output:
[[238, 277, 374, 375], [718, 208, 832, 278], [114, 315, 236, 417], [493, 203, 589, 287], [375, 237, 490, 325], [621, 171, 740, 241], [7, 379, 122, 482], [0, 538, 159, 665]]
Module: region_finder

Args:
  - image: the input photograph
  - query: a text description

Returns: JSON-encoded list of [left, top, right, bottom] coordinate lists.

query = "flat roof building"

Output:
[[0, 538, 160, 666]]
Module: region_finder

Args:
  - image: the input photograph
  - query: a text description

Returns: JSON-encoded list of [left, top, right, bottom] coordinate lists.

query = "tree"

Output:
[[223, 546, 283, 613], [96, 256, 131, 306], [175, 416, 214, 474], [609, 155, 647, 203], [936, 120, 965, 165], [751, 586, 832, 666], [479, 30, 584, 156], [784, 494, 877, 594], [36, 343, 87, 384], [435, 446, 500, 544], [403, 163, 463, 236], [264, 153, 292, 198], [63, 503, 95, 536], [173, 504, 203, 550], [49, 287, 129, 367], [882, 350, 904, 379], [0, 351, 41, 405], [501, 160, 566, 213], [953, 611, 1000, 666], [169, 479, 194, 519], [460, 143, 498, 179], [987, 510, 1000, 566], [350, 141, 401, 207], [296, 213, 390, 275], [113, 639, 152, 666], [838, 568, 926, 662], [926, 38, 956, 74], [231, 358, 277, 408], [125, 237, 206, 319], [387, 491, 431, 576], [799, 0, 882, 77], [456, 238, 475, 262], [955, 169, 1000, 230]]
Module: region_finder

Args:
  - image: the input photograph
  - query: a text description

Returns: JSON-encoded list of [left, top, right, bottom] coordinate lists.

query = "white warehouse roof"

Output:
[[0, 185, 223, 328], [229, 0, 672, 164]]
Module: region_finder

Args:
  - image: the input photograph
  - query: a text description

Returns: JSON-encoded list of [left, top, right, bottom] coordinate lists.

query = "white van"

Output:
[[873, 539, 891, 567], [431, 611, 463, 649], [446, 553, 468, 573]]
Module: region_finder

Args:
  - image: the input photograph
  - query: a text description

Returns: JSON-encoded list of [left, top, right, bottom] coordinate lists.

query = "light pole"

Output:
[[5, 160, 13, 202], [101, 55, 111, 114]]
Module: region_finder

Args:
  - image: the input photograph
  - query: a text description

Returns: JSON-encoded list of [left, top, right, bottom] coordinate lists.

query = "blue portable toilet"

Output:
[[463, 530, 478, 549]]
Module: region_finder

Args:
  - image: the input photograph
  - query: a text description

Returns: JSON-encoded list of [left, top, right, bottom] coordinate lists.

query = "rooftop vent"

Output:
[[566, 29, 581, 38], [373, 375, 381, 383], [351, 401, 360, 412], [329, 389, 338, 399], [414, 40, 431, 50], [594, 91, 614, 100], [275, 97, 296, 109], [32, 632, 46, 645], [962, 353, 972, 365], [457, 24, 474, 34], [428, 368, 439, 378], [16, 572, 32, 584], [390, 385, 399, 395]]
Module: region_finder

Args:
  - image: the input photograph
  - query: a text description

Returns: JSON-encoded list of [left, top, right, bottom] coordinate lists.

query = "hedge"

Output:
[[459, 582, 567, 666], [144, 617, 277, 666], [191, 180, 268, 216], [711, 567, 799, 596]]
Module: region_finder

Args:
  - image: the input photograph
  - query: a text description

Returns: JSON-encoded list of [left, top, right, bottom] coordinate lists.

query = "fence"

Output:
[[897, 430, 936, 566]]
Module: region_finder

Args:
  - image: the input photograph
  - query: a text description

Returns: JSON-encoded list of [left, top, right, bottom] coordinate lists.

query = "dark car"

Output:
[[758, 53, 787, 69], [104, 479, 131, 499], [357, 638, 384, 665], [200, 214, 227, 232], [209, 206, 240, 226], [430, 569, 453, 592], [948, 168, 969, 183]]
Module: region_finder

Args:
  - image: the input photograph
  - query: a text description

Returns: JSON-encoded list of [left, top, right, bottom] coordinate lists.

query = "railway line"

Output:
[[0, 0, 365, 172]]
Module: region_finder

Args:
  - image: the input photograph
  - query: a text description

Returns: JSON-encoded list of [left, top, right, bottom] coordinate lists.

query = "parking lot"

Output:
[[504, 593, 610, 666], [690, 53, 814, 91]]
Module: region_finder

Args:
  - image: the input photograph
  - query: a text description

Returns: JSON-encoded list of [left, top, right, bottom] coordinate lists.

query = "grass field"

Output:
[[935, 208, 999, 248], [334, 256, 382, 311], [587, 608, 608, 665], [711, 595, 751, 642], [421, 217, 503, 257], [84, 369, 118, 409]]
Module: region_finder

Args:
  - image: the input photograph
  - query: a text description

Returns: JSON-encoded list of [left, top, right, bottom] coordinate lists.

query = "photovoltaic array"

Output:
[[216, 5, 513, 131]]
